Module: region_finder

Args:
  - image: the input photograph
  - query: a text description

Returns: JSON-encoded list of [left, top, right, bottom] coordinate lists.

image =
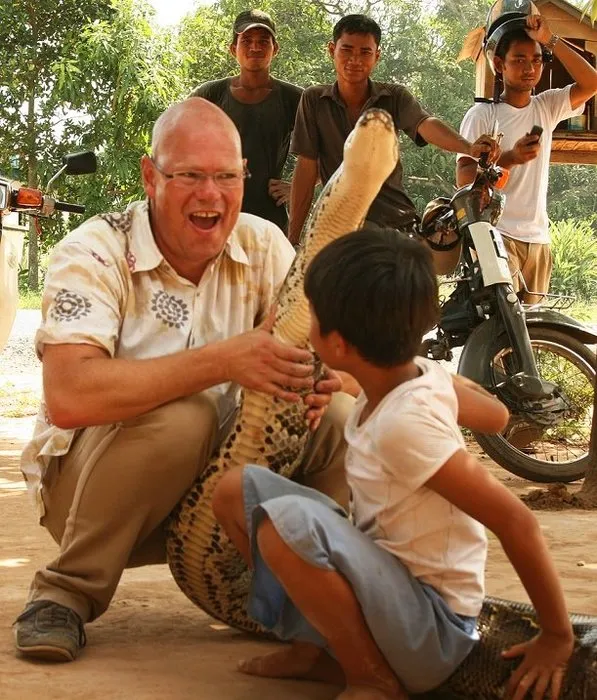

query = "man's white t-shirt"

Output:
[[458, 86, 584, 244], [344, 357, 488, 617]]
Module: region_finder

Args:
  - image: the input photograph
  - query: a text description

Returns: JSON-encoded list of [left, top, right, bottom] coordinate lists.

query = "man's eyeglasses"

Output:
[[151, 159, 251, 189]]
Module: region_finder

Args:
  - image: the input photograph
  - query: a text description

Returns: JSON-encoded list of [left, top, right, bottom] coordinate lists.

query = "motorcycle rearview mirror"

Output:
[[46, 151, 97, 192], [62, 151, 98, 176]]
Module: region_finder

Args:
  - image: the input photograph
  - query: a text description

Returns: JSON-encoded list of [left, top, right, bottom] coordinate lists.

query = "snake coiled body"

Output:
[[166, 108, 400, 630], [429, 598, 597, 699], [165, 108, 597, 698]]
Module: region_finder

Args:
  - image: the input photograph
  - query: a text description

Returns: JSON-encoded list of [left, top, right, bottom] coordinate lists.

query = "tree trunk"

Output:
[[26, 218, 38, 291], [577, 349, 597, 506]]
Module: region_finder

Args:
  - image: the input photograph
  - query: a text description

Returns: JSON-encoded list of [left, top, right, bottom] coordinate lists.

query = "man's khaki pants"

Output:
[[503, 237, 552, 305], [29, 392, 354, 623]]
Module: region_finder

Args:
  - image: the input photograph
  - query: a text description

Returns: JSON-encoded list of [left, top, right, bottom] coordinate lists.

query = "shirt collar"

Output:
[[127, 201, 163, 273], [127, 200, 250, 274], [321, 80, 392, 106]]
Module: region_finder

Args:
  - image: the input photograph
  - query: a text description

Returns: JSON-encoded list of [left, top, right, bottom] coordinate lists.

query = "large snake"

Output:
[[166, 108, 399, 628], [165, 109, 597, 698]]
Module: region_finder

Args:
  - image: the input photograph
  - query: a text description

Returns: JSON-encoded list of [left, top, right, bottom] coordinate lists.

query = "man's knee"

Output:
[[124, 393, 218, 442], [120, 393, 219, 472]]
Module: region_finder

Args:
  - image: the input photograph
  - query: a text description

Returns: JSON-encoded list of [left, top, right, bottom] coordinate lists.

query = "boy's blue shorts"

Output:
[[242, 464, 479, 695]]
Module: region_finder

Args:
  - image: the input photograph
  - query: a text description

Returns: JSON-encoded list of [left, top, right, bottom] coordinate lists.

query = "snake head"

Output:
[[343, 108, 400, 184]]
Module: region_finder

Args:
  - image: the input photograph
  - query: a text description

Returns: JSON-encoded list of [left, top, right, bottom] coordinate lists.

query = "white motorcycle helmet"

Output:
[[484, 0, 541, 74]]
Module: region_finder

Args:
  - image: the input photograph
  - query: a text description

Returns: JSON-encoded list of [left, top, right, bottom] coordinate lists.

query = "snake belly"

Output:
[[166, 108, 400, 632]]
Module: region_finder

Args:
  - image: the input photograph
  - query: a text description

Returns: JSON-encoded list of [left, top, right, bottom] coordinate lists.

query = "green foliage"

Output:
[[0, 0, 186, 290], [550, 218, 597, 301], [18, 289, 43, 310], [580, 0, 597, 24], [547, 164, 597, 222], [177, 0, 335, 92], [1, 0, 596, 292]]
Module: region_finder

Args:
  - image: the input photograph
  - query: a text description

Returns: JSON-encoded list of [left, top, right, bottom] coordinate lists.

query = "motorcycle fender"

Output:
[[457, 317, 501, 385], [468, 222, 512, 286], [457, 313, 597, 386], [525, 309, 597, 345]]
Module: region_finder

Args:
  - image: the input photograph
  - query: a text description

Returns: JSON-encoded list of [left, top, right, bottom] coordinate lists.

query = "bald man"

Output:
[[14, 98, 353, 662]]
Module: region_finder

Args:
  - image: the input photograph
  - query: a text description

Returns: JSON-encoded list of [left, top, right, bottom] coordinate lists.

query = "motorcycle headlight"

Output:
[[420, 197, 461, 251]]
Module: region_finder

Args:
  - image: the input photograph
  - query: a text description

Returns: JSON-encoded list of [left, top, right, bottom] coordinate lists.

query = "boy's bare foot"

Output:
[[238, 640, 344, 684], [336, 685, 408, 699]]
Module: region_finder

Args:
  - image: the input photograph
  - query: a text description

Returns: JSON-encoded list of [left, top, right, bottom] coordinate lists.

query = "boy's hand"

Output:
[[511, 133, 542, 165], [502, 630, 574, 699], [304, 367, 342, 431], [525, 15, 553, 47], [470, 134, 501, 163]]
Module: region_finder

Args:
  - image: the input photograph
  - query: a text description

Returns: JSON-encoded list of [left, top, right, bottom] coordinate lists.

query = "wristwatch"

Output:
[[543, 34, 560, 52]]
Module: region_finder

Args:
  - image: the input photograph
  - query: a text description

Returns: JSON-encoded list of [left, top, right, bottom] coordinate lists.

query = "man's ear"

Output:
[[140, 155, 156, 199], [272, 40, 279, 58], [229, 41, 238, 60], [493, 56, 504, 75], [327, 41, 336, 59]]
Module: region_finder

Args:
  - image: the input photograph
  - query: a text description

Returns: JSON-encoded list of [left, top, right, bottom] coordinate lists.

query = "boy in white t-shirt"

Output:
[[213, 229, 574, 699], [457, 14, 597, 304]]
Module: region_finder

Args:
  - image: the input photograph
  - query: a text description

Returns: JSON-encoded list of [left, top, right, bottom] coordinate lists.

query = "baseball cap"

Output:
[[233, 10, 276, 38]]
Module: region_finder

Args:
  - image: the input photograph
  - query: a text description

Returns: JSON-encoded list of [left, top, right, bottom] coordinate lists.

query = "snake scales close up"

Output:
[[166, 108, 597, 699]]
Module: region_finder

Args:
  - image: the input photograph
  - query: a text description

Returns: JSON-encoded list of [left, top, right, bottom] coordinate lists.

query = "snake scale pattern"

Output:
[[166, 108, 597, 698]]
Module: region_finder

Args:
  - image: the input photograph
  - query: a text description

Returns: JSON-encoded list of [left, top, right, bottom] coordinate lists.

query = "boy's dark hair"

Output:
[[495, 28, 538, 62], [304, 228, 439, 367], [332, 14, 382, 47]]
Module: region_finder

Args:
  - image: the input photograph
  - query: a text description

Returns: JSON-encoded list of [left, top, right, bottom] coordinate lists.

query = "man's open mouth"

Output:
[[190, 211, 221, 230]]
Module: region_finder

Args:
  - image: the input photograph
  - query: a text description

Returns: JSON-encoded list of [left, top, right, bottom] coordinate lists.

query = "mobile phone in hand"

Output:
[[528, 125, 543, 141]]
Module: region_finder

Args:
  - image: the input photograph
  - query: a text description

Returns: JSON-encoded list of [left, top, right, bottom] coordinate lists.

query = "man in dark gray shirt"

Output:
[[288, 14, 496, 245], [192, 10, 302, 233]]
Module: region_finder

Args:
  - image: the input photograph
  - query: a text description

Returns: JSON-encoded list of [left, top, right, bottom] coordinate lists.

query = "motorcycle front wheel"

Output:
[[472, 327, 595, 483]]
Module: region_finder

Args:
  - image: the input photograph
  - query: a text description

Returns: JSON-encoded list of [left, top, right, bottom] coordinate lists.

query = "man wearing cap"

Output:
[[191, 10, 303, 234]]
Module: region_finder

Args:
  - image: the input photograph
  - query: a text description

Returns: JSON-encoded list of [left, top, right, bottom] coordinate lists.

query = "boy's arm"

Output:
[[527, 16, 597, 109], [451, 373, 510, 433], [426, 452, 574, 699]]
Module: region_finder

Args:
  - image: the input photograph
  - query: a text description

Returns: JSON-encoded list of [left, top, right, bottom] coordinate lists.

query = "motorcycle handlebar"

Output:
[[54, 201, 86, 215]]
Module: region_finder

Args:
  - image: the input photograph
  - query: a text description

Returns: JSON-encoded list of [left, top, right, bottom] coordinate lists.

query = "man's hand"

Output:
[[502, 629, 574, 699], [525, 14, 553, 47], [469, 134, 501, 163], [223, 311, 314, 402], [510, 133, 541, 165], [268, 179, 291, 206], [304, 367, 342, 431]]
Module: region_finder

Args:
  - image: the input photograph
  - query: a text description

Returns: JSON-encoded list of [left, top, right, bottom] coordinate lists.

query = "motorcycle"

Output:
[[420, 155, 597, 483], [0, 150, 97, 352]]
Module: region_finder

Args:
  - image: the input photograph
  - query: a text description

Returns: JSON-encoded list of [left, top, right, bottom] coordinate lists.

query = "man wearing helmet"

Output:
[[457, 9, 597, 304]]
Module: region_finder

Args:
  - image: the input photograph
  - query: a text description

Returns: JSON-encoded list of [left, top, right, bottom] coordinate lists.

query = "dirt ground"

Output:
[[1, 314, 596, 699]]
